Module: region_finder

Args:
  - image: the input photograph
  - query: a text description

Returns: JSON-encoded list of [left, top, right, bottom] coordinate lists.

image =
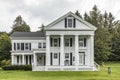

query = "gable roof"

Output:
[[45, 11, 97, 31], [10, 32, 45, 37]]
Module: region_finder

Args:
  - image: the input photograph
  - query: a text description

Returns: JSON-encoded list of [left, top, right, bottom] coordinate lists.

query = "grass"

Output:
[[0, 62, 120, 80]]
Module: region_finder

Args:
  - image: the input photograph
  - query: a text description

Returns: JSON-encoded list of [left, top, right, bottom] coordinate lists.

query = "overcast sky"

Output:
[[0, 0, 120, 32]]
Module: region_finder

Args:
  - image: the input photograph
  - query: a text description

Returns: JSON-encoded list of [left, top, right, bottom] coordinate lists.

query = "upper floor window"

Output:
[[79, 38, 86, 47], [65, 17, 76, 28], [51, 37, 60, 47], [65, 38, 72, 47], [43, 43, 46, 48], [38, 42, 46, 48], [38, 43, 42, 48], [13, 42, 31, 51]]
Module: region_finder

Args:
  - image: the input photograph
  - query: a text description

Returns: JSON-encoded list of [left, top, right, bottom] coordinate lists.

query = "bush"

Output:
[[1, 60, 11, 66], [2, 65, 32, 71]]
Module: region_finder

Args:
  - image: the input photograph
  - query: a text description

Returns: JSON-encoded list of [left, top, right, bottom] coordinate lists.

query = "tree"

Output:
[[84, 5, 111, 64], [109, 22, 120, 61], [0, 33, 11, 61], [94, 27, 111, 63], [10, 15, 30, 34], [75, 10, 82, 19], [37, 24, 45, 32]]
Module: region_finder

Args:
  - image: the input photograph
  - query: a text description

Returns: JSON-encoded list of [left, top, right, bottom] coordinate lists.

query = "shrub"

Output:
[[2, 65, 32, 71], [1, 60, 11, 66]]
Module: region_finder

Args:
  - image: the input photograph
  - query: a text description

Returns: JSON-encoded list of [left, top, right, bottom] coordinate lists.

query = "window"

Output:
[[25, 43, 29, 50], [65, 38, 72, 47], [65, 17, 76, 28], [38, 43, 42, 48], [54, 53, 58, 59], [43, 43, 46, 48], [17, 43, 20, 50], [54, 39, 58, 47], [68, 19, 72, 27], [79, 38, 86, 47], [21, 43, 24, 50], [65, 53, 69, 58]]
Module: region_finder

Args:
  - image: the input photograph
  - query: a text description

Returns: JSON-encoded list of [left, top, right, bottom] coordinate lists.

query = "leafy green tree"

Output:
[[10, 15, 30, 34], [0, 33, 11, 61], [75, 10, 82, 19]]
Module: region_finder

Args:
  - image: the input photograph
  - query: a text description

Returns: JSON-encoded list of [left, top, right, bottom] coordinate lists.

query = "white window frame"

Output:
[[79, 38, 86, 47], [52, 38, 59, 47], [65, 37, 72, 47], [67, 17, 74, 28]]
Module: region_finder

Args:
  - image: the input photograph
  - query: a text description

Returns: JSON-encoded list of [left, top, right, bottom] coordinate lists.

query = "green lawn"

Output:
[[0, 62, 120, 80]]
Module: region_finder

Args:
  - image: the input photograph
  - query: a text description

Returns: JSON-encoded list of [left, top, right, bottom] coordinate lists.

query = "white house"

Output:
[[10, 12, 98, 71]]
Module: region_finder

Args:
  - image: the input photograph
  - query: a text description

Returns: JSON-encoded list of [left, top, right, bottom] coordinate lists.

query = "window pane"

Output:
[[65, 53, 69, 58], [38, 43, 42, 48], [54, 39, 58, 47], [21, 43, 24, 50], [79, 39, 84, 47], [17, 43, 20, 50], [43, 43, 46, 48], [25, 43, 29, 50], [65, 39, 69, 46], [54, 53, 58, 59], [68, 19, 72, 27]]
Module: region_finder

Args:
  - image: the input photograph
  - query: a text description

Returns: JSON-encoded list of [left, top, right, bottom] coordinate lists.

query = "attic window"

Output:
[[65, 17, 76, 28], [68, 19, 72, 27]]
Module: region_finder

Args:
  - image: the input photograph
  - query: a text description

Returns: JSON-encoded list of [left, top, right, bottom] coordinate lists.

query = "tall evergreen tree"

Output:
[[10, 15, 30, 34], [84, 5, 111, 64], [75, 10, 82, 19]]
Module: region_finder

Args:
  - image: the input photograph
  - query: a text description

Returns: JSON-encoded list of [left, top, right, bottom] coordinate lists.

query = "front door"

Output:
[[37, 53, 45, 66], [79, 52, 85, 65]]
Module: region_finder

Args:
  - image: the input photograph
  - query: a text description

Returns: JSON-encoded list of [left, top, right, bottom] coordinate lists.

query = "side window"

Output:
[[25, 43, 29, 50], [43, 43, 46, 48], [38, 43, 42, 48]]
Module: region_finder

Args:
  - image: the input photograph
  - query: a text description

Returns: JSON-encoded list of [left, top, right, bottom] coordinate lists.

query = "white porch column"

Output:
[[46, 35, 50, 66], [28, 55, 30, 65], [75, 35, 79, 66], [60, 35, 64, 66], [11, 54, 14, 65], [22, 54, 25, 65], [90, 35, 94, 66], [33, 53, 37, 66]]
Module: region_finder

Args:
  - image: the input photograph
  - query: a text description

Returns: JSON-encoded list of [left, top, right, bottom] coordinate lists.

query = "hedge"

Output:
[[2, 65, 32, 71]]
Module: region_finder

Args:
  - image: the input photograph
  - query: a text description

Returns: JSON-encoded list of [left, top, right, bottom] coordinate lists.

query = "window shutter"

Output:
[[50, 53, 53, 65], [59, 53, 60, 65], [29, 43, 31, 50], [70, 52, 72, 65], [14, 43, 16, 51], [59, 38, 60, 47], [50, 38, 53, 47], [65, 18, 67, 28], [84, 38, 86, 47], [73, 18, 76, 28], [70, 38, 72, 47]]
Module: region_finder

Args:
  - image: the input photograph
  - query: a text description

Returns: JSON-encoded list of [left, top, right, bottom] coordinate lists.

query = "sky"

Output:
[[0, 0, 120, 32]]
